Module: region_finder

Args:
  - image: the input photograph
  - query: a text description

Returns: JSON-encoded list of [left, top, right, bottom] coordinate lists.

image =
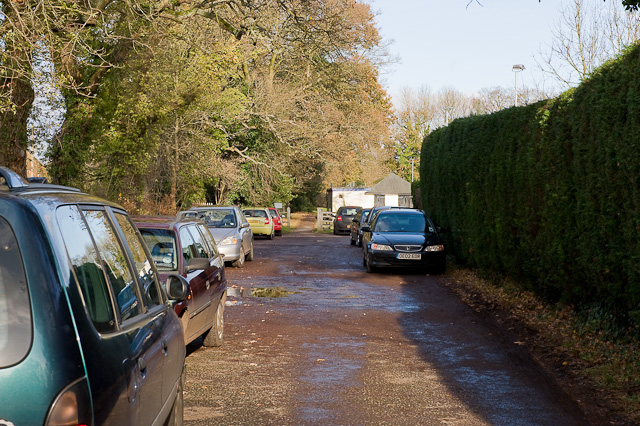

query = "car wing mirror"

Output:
[[241, 222, 250, 229], [360, 225, 370, 232], [165, 274, 190, 301], [186, 257, 210, 272]]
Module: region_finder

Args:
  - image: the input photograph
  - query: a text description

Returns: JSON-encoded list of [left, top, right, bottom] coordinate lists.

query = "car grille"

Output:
[[395, 245, 422, 252]]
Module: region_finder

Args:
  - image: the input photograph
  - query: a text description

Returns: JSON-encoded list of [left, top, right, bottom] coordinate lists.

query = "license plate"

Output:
[[397, 253, 421, 260]]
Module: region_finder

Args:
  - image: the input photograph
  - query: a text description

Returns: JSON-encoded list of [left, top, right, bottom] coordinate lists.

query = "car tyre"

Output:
[[202, 298, 224, 347], [365, 256, 376, 273], [246, 241, 254, 261], [232, 251, 245, 268], [269, 230, 275, 240], [431, 262, 446, 275], [166, 368, 184, 426], [350, 235, 356, 245]]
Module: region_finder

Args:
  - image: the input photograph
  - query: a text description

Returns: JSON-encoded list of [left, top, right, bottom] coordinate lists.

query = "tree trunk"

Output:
[[0, 77, 34, 178]]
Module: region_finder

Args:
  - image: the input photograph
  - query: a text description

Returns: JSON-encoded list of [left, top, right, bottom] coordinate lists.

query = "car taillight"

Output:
[[46, 378, 92, 426], [337, 216, 343, 221], [264, 218, 270, 224]]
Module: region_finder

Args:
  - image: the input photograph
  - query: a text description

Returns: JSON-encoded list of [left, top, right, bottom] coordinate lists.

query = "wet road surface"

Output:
[[183, 229, 592, 425]]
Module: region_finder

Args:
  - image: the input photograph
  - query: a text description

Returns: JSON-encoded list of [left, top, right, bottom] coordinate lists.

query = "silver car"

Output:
[[181, 206, 254, 268]]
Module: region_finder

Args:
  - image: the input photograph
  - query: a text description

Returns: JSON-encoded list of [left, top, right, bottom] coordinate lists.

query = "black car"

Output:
[[0, 167, 189, 426], [350, 208, 371, 246], [361, 208, 446, 274], [333, 205, 362, 235]]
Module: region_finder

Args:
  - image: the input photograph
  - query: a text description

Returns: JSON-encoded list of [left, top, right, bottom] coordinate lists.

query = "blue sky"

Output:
[[371, 0, 569, 102]]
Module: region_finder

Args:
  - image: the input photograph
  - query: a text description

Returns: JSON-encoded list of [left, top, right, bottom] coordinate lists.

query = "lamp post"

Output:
[[443, 106, 453, 125], [512, 64, 525, 107]]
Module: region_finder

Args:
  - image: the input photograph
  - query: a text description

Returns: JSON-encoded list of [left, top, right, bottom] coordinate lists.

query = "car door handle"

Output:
[[206, 280, 211, 290], [162, 339, 168, 356], [137, 358, 147, 378]]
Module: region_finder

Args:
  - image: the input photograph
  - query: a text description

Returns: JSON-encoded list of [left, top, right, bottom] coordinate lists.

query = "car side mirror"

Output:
[[186, 257, 210, 272], [360, 225, 370, 232], [437, 226, 445, 233], [241, 222, 250, 229], [165, 274, 190, 301]]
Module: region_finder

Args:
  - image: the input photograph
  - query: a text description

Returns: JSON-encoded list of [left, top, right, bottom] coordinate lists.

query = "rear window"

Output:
[[0, 216, 32, 367], [244, 209, 267, 218], [139, 229, 178, 272], [338, 208, 360, 216]]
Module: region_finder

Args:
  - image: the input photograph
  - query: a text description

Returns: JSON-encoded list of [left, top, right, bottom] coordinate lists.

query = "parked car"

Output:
[[0, 167, 188, 426], [134, 216, 228, 346], [268, 207, 283, 236], [350, 208, 371, 246], [184, 206, 254, 268], [333, 206, 362, 235], [361, 208, 446, 274], [243, 207, 275, 239]]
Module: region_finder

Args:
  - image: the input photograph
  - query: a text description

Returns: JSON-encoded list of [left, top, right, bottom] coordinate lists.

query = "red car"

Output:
[[134, 216, 227, 346], [268, 207, 283, 236]]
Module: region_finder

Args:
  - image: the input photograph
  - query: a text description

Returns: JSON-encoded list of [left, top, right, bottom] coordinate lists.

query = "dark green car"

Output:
[[0, 168, 189, 426]]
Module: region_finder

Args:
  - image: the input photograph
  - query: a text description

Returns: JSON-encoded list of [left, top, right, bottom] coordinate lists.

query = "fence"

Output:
[[316, 208, 334, 231]]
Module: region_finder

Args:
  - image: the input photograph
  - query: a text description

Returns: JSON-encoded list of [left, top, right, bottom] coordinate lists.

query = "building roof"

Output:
[[366, 173, 412, 195]]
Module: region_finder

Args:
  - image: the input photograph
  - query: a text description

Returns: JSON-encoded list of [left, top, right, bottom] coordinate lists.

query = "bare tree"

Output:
[[536, 0, 640, 88]]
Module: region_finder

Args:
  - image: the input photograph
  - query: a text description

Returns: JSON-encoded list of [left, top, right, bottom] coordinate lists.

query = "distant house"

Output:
[[326, 173, 413, 211], [366, 173, 413, 207], [326, 186, 374, 212]]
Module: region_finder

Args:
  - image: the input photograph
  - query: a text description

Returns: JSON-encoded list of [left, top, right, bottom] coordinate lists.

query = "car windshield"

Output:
[[197, 209, 236, 228], [374, 214, 426, 233], [139, 229, 178, 271]]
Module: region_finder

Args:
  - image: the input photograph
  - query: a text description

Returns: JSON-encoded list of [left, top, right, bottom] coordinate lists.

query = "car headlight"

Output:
[[220, 236, 238, 245], [424, 245, 444, 252], [372, 243, 393, 251]]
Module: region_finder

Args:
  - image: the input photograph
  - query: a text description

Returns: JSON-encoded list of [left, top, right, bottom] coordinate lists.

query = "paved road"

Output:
[[183, 229, 592, 425]]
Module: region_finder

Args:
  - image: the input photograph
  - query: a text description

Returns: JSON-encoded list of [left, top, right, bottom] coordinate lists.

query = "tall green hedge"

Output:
[[420, 43, 640, 327]]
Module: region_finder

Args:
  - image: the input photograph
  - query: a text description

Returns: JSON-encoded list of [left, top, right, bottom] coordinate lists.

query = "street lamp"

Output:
[[443, 106, 453, 124], [512, 64, 525, 107]]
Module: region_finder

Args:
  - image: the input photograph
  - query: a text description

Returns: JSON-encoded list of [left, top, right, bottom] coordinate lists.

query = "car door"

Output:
[[237, 209, 252, 253], [57, 205, 164, 425], [194, 223, 225, 301], [179, 225, 212, 339], [113, 212, 184, 414]]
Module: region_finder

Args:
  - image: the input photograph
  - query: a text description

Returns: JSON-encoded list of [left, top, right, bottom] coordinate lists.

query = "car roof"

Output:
[[132, 215, 204, 229], [189, 205, 238, 210], [377, 208, 423, 215], [0, 167, 124, 209]]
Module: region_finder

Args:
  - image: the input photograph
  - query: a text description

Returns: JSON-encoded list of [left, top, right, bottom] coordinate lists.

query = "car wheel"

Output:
[[431, 262, 446, 275], [269, 230, 275, 240], [166, 368, 184, 426], [333, 226, 338, 235], [366, 257, 376, 273], [350, 234, 355, 245], [356, 235, 362, 247], [232, 251, 245, 268], [246, 241, 254, 261], [202, 298, 224, 347]]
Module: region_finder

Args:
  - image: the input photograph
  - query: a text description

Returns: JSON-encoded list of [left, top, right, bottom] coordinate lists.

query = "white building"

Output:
[[326, 173, 413, 212]]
